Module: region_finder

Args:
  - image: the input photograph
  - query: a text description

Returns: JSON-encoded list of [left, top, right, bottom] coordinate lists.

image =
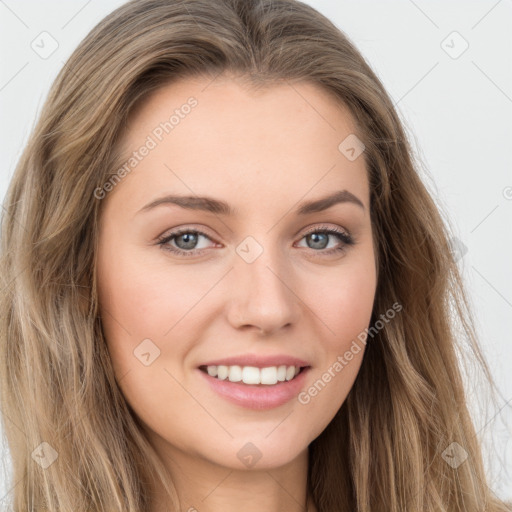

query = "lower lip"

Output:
[[197, 367, 311, 410]]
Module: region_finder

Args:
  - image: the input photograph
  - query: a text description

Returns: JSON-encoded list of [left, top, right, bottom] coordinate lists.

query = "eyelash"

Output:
[[156, 225, 355, 258]]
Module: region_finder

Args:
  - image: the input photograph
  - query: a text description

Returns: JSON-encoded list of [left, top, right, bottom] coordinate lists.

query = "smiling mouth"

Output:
[[198, 364, 309, 386]]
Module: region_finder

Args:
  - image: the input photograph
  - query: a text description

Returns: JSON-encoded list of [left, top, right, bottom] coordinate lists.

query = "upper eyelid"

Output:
[[159, 222, 350, 239]]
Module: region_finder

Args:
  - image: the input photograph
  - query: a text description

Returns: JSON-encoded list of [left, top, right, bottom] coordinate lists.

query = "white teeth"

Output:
[[276, 365, 287, 381], [217, 365, 229, 380], [242, 366, 261, 384], [261, 366, 278, 385], [228, 365, 242, 382], [203, 364, 303, 385]]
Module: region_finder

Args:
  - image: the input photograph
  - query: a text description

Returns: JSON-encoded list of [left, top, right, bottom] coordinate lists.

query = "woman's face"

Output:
[[96, 74, 377, 472]]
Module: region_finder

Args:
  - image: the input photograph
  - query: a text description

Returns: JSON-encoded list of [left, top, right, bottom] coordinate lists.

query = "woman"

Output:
[[0, 0, 510, 510]]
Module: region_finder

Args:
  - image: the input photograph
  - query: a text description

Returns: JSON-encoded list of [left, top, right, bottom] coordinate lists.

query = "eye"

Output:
[[157, 228, 216, 257], [156, 224, 355, 257], [295, 225, 355, 256]]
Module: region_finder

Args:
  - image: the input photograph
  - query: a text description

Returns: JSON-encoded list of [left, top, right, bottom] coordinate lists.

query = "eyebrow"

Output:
[[137, 189, 365, 216]]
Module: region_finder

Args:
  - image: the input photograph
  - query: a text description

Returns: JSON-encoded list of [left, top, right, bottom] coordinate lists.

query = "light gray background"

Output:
[[1, 0, 511, 505]]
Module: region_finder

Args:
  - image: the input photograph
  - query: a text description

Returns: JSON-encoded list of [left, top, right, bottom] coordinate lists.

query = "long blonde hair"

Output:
[[0, 0, 510, 510]]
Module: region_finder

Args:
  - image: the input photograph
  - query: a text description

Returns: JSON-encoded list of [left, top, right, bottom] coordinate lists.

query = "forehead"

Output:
[[122, 74, 359, 146], [106, 74, 369, 218]]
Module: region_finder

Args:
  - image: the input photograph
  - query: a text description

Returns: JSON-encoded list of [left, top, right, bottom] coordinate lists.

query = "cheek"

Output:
[[96, 244, 221, 395], [97, 246, 200, 342], [325, 269, 376, 343], [96, 248, 203, 430], [294, 251, 376, 429], [304, 249, 377, 348]]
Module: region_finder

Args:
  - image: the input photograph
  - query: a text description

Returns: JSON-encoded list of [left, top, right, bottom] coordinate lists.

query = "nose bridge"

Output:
[[228, 234, 300, 334]]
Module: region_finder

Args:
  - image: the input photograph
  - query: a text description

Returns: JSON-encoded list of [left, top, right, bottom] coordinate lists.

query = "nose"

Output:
[[226, 244, 301, 336]]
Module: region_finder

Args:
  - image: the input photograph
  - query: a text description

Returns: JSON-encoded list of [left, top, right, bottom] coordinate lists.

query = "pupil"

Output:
[[309, 233, 328, 249], [177, 233, 197, 250]]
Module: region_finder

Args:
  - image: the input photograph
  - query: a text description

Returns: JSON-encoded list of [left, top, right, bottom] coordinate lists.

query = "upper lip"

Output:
[[198, 354, 311, 368]]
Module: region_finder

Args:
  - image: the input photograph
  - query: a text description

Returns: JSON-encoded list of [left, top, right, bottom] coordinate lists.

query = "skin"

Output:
[[96, 73, 377, 512]]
